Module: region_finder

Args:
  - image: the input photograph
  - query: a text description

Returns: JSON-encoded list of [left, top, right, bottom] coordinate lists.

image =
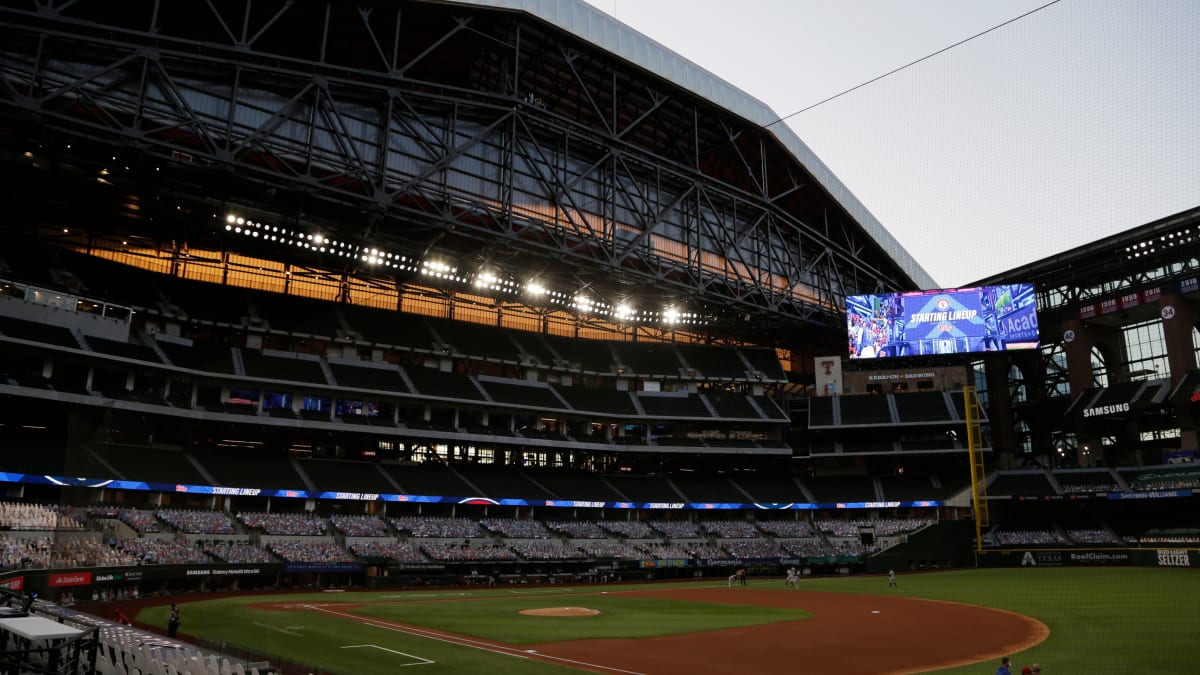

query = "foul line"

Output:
[[304, 604, 645, 675], [341, 644, 434, 667]]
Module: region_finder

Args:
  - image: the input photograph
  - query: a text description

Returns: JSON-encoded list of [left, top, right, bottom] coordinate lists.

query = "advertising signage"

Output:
[[0, 471, 942, 511], [847, 284, 1039, 359]]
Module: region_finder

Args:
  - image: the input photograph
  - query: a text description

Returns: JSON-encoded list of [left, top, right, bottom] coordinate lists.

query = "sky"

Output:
[[581, 0, 1200, 289]]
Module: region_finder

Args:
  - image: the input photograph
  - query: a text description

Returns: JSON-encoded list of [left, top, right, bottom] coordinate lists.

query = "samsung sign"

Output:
[[1083, 403, 1130, 418]]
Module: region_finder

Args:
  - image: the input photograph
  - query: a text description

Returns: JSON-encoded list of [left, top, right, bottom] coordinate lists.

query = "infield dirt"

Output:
[[257, 585, 1048, 674]]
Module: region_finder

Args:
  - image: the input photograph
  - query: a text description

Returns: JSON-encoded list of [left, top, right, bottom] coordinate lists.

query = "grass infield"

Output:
[[353, 592, 812, 643], [134, 567, 1199, 674]]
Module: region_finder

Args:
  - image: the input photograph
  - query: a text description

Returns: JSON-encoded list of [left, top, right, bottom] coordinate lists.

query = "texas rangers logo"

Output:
[[935, 297, 951, 312]]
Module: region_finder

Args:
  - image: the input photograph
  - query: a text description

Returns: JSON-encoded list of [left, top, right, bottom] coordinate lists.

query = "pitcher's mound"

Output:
[[519, 606, 601, 617]]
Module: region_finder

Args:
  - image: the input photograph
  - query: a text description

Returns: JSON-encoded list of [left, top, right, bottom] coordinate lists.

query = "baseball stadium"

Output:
[[0, 1, 1196, 674]]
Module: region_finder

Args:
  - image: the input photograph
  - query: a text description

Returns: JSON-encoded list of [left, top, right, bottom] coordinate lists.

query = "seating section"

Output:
[[838, 395, 893, 425], [893, 392, 953, 422], [740, 347, 787, 381], [428, 317, 523, 362], [1129, 465, 1200, 491], [989, 471, 1055, 497], [454, 465, 556, 500], [156, 509, 236, 534], [117, 538, 213, 564], [349, 540, 425, 561], [330, 514, 389, 537], [300, 459, 396, 493], [637, 394, 711, 418], [753, 395, 790, 420], [701, 519, 759, 537], [808, 396, 835, 426], [1054, 469, 1120, 493], [391, 515, 484, 538], [329, 362, 410, 393], [645, 520, 702, 538], [85, 336, 162, 363], [731, 475, 805, 503], [0, 502, 84, 531], [0, 315, 80, 348], [612, 342, 682, 377], [192, 449, 308, 491], [267, 540, 354, 562], [545, 520, 607, 538], [164, 278, 254, 325], [670, 474, 746, 502], [525, 469, 625, 501], [205, 541, 276, 563], [817, 517, 928, 539], [478, 380, 565, 409], [757, 519, 814, 537], [340, 304, 438, 351], [878, 474, 941, 501], [401, 366, 484, 400], [990, 520, 1067, 546], [156, 339, 235, 373], [249, 291, 340, 335], [675, 343, 747, 379], [508, 332, 558, 367], [553, 385, 638, 415], [606, 475, 683, 502], [90, 444, 208, 484], [949, 391, 973, 420], [383, 463, 477, 497], [241, 511, 326, 535], [541, 333, 616, 373], [481, 517, 551, 538], [421, 540, 517, 561], [704, 393, 760, 419], [803, 475, 877, 503], [241, 350, 328, 384]]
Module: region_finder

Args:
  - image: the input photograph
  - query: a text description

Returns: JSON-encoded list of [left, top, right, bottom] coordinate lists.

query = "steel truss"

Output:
[[0, 0, 918, 336]]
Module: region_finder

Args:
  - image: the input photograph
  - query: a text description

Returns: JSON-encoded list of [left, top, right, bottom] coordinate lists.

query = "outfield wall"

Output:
[[6, 546, 1191, 599], [976, 548, 1199, 568], [0, 563, 335, 597]]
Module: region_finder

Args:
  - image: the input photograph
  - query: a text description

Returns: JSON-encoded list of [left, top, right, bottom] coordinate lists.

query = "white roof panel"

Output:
[[454, 0, 936, 290]]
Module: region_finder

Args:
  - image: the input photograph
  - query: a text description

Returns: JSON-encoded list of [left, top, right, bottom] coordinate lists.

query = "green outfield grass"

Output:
[[796, 567, 1199, 674], [133, 568, 1200, 674]]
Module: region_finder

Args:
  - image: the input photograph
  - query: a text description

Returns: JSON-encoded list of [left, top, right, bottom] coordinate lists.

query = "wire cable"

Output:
[[766, 0, 1063, 127]]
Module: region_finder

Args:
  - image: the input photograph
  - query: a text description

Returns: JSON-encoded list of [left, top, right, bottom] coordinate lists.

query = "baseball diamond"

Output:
[[0, 1, 1196, 674]]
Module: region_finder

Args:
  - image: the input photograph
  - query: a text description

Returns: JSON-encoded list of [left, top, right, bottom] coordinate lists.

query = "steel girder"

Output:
[[974, 206, 1200, 328], [0, 0, 915, 336]]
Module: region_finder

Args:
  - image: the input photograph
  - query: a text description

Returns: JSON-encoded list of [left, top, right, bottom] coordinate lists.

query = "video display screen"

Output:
[[846, 284, 1039, 359]]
